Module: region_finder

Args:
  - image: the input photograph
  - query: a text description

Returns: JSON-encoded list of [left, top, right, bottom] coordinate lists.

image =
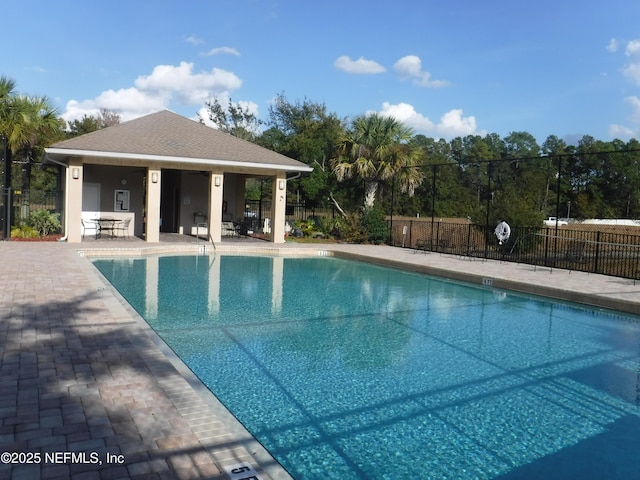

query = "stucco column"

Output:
[[270, 174, 286, 243], [208, 172, 223, 243], [146, 169, 161, 242], [67, 159, 83, 243]]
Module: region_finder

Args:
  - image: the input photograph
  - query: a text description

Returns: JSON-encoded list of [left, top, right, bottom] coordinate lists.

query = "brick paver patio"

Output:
[[0, 241, 290, 480], [1, 239, 639, 479]]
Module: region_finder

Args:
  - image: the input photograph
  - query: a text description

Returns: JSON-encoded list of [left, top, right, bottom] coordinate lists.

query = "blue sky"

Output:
[[5, 0, 640, 143]]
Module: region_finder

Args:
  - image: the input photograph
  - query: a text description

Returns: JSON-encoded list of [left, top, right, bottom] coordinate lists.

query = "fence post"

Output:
[[543, 227, 550, 267], [1, 188, 6, 240], [594, 230, 601, 274], [409, 220, 413, 248], [5, 188, 12, 240]]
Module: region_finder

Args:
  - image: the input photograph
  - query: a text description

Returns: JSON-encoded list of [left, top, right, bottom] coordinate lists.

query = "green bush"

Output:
[[292, 218, 316, 236], [360, 208, 388, 244], [28, 210, 62, 237], [11, 224, 39, 239]]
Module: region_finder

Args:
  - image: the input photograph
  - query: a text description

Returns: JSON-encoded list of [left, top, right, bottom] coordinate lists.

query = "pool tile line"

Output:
[[0, 242, 294, 480], [77, 240, 640, 315], [92, 263, 295, 480], [2, 240, 639, 479]]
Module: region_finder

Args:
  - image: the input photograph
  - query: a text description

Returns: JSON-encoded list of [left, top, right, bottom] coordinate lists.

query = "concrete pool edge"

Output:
[[88, 256, 296, 480], [77, 241, 640, 478], [327, 248, 640, 316], [79, 242, 640, 316]]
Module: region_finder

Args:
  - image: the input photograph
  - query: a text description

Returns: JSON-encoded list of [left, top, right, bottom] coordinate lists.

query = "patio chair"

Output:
[[498, 236, 519, 261], [221, 221, 240, 237], [113, 218, 131, 239], [415, 239, 429, 253], [565, 240, 586, 264], [81, 219, 98, 239]]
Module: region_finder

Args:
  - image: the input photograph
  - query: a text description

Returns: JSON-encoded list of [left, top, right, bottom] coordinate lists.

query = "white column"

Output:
[[208, 172, 224, 243], [67, 159, 83, 243], [270, 174, 286, 243], [271, 256, 283, 315], [145, 256, 159, 319], [146, 168, 161, 242]]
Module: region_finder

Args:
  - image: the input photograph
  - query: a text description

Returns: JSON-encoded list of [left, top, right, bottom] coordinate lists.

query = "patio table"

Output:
[[92, 218, 123, 239]]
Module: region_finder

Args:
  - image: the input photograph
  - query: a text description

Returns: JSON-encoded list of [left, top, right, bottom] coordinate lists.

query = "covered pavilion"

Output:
[[45, 110, 312, 243]]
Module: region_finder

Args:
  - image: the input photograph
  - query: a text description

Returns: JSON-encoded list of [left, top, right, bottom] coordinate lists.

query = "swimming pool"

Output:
[[93, 254, 640, 479]]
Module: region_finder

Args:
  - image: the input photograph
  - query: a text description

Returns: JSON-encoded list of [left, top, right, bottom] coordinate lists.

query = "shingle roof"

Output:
[[46, 110, 312, 172]]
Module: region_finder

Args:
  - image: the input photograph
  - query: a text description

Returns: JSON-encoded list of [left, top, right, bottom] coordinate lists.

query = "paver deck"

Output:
[[1, 238, 639, 479]]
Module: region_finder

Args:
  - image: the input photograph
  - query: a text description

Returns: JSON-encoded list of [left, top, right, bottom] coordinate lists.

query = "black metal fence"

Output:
[[390, 220, 640, 280], [245, 199, 335, 224], [1, 188, 61, 239]]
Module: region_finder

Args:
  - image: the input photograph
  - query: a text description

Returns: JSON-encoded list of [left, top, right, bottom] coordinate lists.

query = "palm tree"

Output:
[[0, 75, 18, 189], [332, 113, 423, 210], [11, 95, 63, 190], [0, 77, 62, 190]]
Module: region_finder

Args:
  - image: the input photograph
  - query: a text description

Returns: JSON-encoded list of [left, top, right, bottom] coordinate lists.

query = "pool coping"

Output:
[[81, 242, 640, 316], [330, 249, 640, 316], [4, 240, 639, 479], [89, 264, 295, 480]]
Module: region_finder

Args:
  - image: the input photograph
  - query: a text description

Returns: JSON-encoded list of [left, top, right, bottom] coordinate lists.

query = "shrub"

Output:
[[28, 210, 62, 237], [292, 218, 316, 237], [332, 214, 366, 243], [11, 224, 39, 239], [360, 208, 388, 244]]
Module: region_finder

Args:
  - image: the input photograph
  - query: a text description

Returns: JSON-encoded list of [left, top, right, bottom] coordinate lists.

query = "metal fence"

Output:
[[390, 220, 640, 280], [245, 199, 336, 224], [1, 188, 61, 239]]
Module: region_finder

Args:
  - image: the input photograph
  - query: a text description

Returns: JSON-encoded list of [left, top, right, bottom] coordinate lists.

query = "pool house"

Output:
[[44, 110, 312, 243]]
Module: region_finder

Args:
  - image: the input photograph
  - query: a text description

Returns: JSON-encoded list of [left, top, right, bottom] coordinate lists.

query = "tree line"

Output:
[[203, 94, 640, 228], [3, 76, 640, 235]]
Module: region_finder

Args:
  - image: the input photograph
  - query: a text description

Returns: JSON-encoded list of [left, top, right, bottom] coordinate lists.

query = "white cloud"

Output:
[[334, 56, 386, 74], [623, 62, 640, 85], [63, 88, 166, 123], [185, 35, 204, 45], [204, 46, 241, 56], [627, 95, 640, 122], [375, 102, 434, 131], [96, 88, 167, 115], [609, 123, 638, 140], [625, 39, 640, 56], [393, 55, 450, 88], [437, 109, 478, 136], [622, 39, 640, 85], [606, 38, 619, 53], [608, 96, 640, 140], [376, 102, 479, 138], [609, 39, 640, 138], [135, 62, 242, 104], [197, 98, 260, 129], [62, 61, 242, 123]]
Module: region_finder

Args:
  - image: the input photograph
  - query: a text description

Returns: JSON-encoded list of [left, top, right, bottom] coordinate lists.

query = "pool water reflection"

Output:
[[93, 255, 640, 479]]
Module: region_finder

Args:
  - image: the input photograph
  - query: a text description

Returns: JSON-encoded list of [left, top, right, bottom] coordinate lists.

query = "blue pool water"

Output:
[[93, 254, 640, 479]]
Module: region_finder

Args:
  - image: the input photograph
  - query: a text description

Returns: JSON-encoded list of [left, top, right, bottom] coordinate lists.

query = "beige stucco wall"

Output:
[[83, 165, 145, 236], [208, 172, 224, 243], [270, 175, 286, 243], [61, 159, 291, 244], [178, 171, 211, 234], [146, 169, 161, 242], [67, 160, 84, 243]]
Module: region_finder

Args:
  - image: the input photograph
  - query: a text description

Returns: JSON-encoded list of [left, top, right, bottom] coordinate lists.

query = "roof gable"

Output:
[[47, 110, 311, 172]]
